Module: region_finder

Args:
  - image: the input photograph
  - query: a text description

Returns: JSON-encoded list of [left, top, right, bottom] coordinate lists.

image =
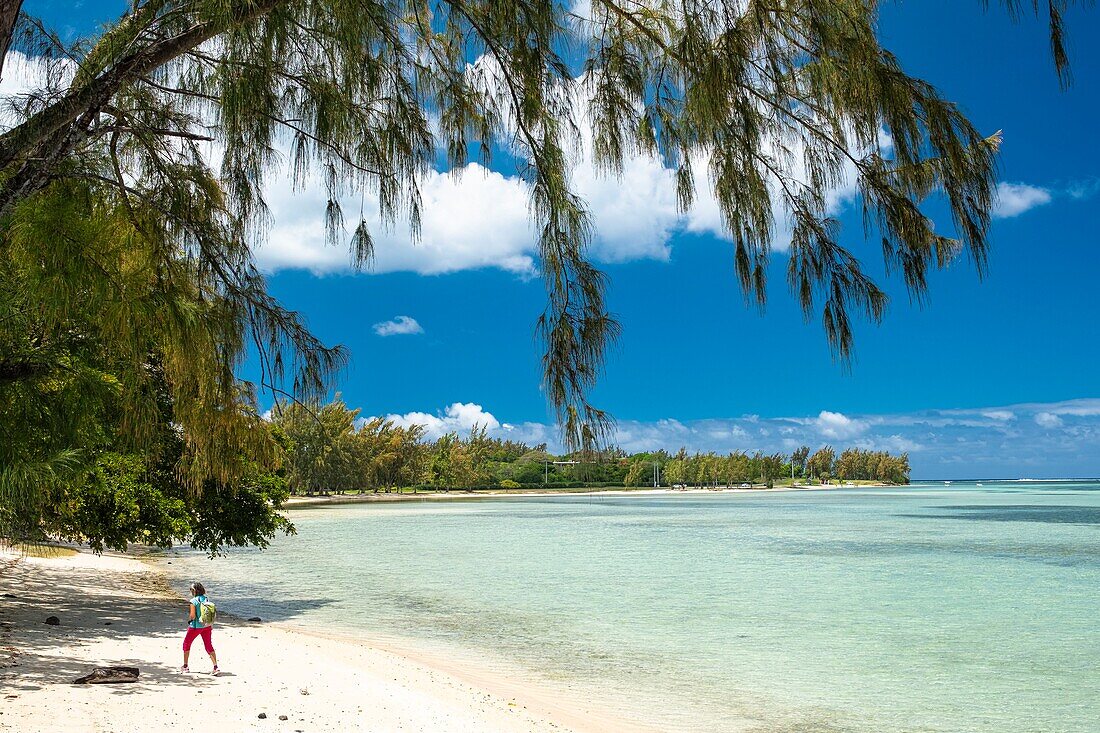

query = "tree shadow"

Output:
[[0, 554, 333, 695], [2, 648, 189, 694]]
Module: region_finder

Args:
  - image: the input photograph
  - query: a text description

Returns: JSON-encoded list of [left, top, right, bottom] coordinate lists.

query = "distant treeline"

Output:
[[271, 399, 911, 494], [658, 445, 909, 488]]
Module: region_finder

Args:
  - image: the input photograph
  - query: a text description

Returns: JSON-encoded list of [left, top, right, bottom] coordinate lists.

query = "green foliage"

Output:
[[0, 189, 297, 551], [428, 429, 492, 491], [33, 446, 294, 558], [624, 460, 649, 487], [55, 453, 190, 555], [791, 446, 811, 477], [272, 398, 362, 494], [807, 447, 837, 481], [271, 399, 429, 493], [0, 172, 309, 545], [188, 463, 295, 557], [834, 449, 910, 484], [757, 452, 786, 489], [511, 459, 551, 485]]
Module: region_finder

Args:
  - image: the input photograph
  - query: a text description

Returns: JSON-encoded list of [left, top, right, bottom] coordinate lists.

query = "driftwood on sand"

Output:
[[72, 666, 140, 684]]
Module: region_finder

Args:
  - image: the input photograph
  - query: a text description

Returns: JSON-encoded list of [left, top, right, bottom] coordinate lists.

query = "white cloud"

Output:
[[813, 410, 869, 440], [992, 182, 1052, 218], [382, 402, 500, 439], [853, 434, 924, 453], [1067, 178, 1100, 200], [981, 410, 1015, 421], [257, 162, 538, 276], [499, 421, 555, 446], [572, 152, 680, 262], [0, 52, 73, 125], [1034, 412, 1064, 429], [1013, 398, 1100, 418], [255, 151, 689, 276], [372, 315, 424, 337]]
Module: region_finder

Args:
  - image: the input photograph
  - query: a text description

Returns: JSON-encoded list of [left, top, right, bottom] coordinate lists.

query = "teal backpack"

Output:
[[197, 596, 217, 625]]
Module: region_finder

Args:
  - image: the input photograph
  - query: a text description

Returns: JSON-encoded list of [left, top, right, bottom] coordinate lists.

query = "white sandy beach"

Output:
[[283, 482, 877, 508], [0, 549, 647, 733]]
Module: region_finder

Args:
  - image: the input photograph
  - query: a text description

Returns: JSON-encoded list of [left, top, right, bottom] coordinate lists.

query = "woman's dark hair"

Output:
[[189, 582, 205, 597]]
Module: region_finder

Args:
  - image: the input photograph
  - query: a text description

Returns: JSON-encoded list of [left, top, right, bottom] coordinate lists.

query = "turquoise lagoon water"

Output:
[[168, 482, 1100, 732]]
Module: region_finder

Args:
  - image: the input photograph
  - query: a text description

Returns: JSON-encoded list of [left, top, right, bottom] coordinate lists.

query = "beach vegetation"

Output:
[[0, 177, 298, 551], [834, 448, 910, 484], [791, 446, 811, 477], [268, 399, 911, 492], [44, 449, 294, 557], [807, 446, 837, 481]]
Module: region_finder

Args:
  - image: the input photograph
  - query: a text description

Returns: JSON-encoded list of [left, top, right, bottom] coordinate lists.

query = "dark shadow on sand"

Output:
[[0, 557, 334, 695]]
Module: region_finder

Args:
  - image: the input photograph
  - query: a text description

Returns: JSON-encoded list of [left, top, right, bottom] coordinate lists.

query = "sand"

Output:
[[0, 549, 647, 733], [283, 482, 878, 508]]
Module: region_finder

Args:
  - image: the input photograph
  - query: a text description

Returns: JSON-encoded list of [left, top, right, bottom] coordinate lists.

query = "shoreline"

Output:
[[0, 547, 652, 733], [284, 482, 892, 508], [247, 617, 657, 733]]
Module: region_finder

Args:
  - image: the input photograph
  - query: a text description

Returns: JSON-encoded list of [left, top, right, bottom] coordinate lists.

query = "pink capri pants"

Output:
[[182, 626, 214, 653]]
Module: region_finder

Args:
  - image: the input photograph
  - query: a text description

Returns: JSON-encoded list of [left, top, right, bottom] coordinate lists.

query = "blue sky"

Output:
[[26, 1, 1100, 477]]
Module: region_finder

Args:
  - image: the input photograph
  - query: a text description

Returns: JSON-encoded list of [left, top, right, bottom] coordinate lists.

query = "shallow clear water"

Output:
[[169, 482, 1100, 732]]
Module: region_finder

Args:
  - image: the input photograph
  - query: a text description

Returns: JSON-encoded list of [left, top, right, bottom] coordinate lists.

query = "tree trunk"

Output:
[[73, 666, 140, 684], [0, 0, 284, 175], [0, 0, 24, 82]]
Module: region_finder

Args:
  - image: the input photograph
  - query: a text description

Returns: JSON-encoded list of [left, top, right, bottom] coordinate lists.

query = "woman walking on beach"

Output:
[[182, 582, 220, 675]]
